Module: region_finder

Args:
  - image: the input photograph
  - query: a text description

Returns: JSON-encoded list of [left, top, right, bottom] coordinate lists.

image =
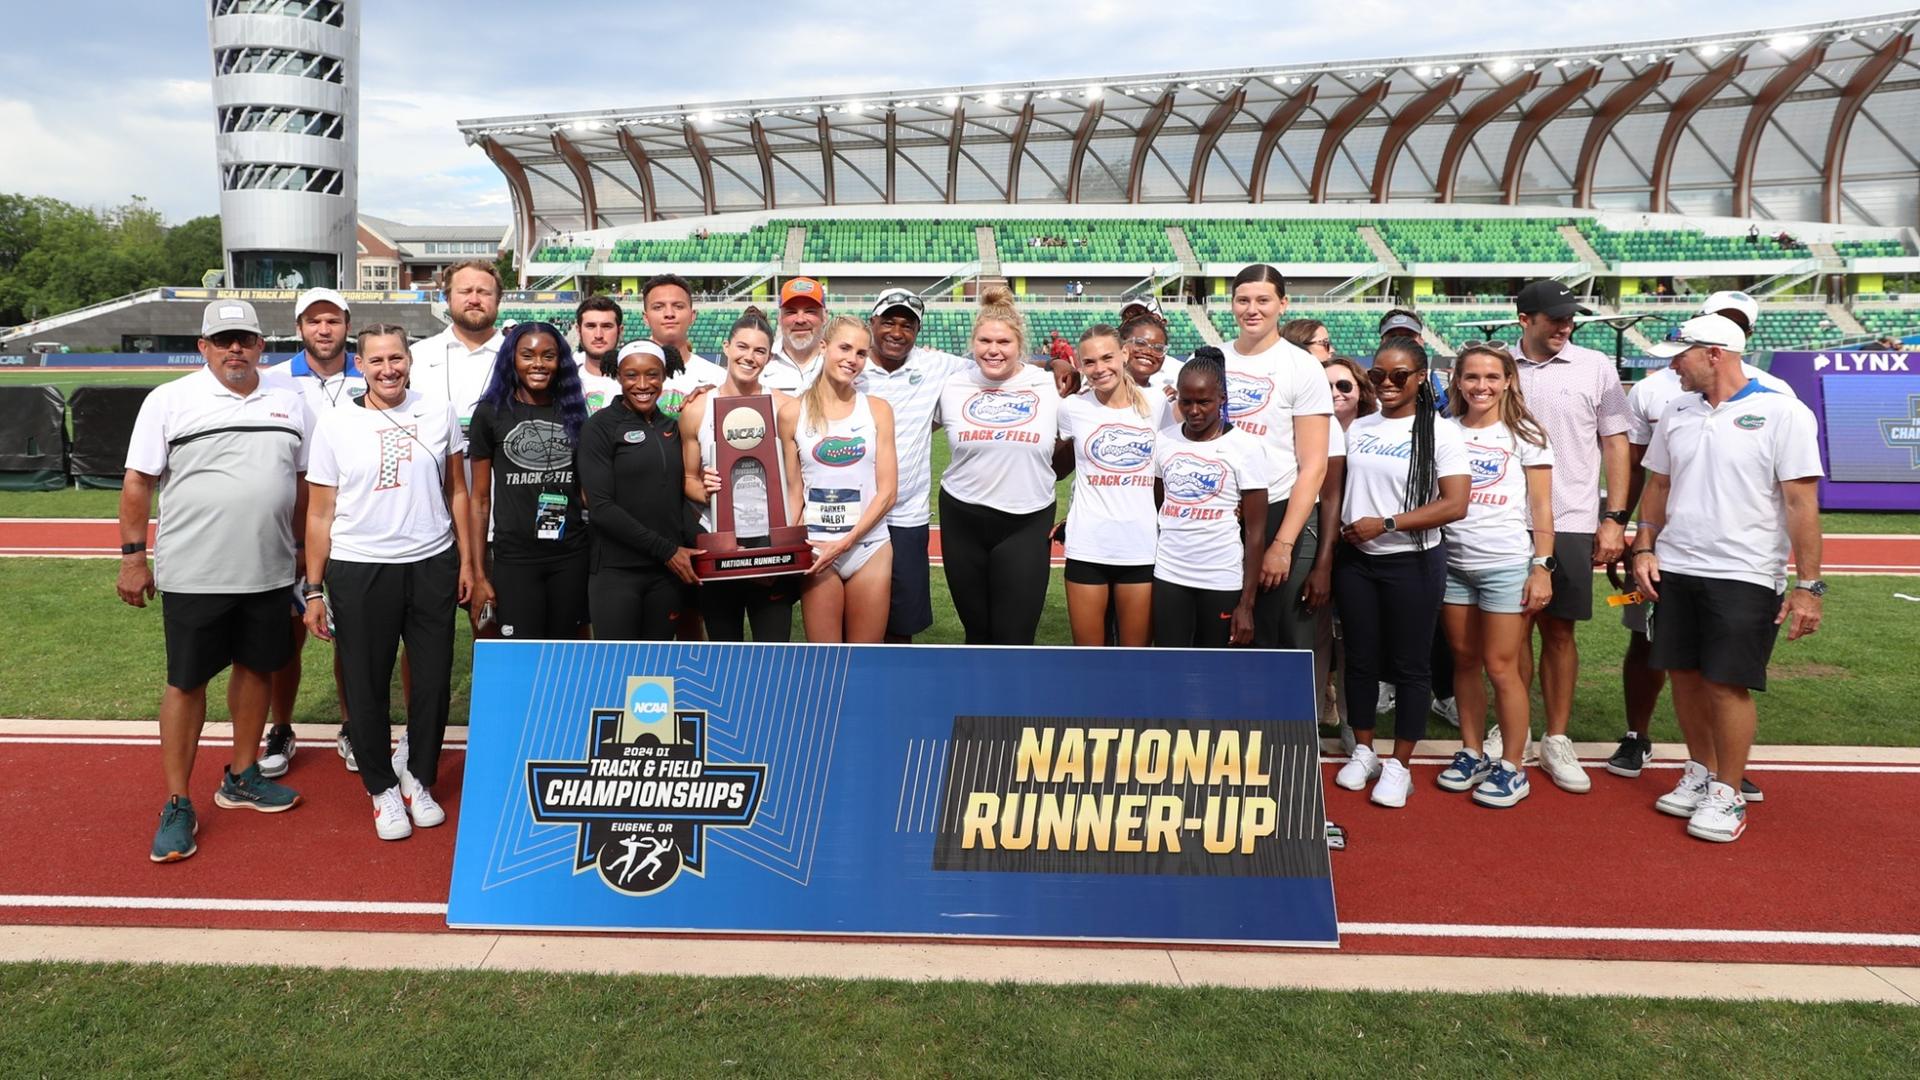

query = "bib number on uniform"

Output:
[[803, 487, 858, 533], [535, 492, 570, 541]]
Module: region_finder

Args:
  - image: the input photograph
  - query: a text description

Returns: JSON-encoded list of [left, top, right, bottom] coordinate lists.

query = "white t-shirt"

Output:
[[410, 327, 503, 429], [1152, 426, 1267, 591], [1058, 391, 1159, 566], [307, 391, 465, 562], [935, 363, 1060, 515], [1197, 337, 1334, 502], [1643, 382, 1823, 591], [857, 347, 967, 528], [661, 354, 728, 418], [1626, 363, 1796, 446], [580, 372, 621, 414], [1341, 411, 1470, 556], [1444, 420, 1554, 570]]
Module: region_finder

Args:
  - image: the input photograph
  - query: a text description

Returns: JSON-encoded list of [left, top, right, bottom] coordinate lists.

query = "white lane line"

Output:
[[1342, 922, 1920, 948], [0, 894, 446, 915]]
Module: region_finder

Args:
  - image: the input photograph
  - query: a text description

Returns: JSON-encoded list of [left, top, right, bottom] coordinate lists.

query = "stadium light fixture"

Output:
[[984, 90, 1002, 106], [1444, 64, 1460, 74], [695, 110, 715, 126], [1086, 83, 1102, 98], [1553, 58, 1570, 67], [847, 100, 865, 114], [1701, 44, 1722, 57], [1491, 58, 1517, 75], [1770, 33, 1810, 50], [943, 93, 959, 109], [1415, 65, 1434, 77]]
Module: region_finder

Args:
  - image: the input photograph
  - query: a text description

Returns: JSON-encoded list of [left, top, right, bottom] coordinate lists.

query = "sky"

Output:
[[0, 0, 1903, 227]]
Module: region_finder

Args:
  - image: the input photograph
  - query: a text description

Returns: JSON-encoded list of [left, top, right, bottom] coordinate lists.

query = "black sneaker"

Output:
[[1741, 777, 1764, 803], [259, 725, 296, 779], [1605, 733, 1654, 778]]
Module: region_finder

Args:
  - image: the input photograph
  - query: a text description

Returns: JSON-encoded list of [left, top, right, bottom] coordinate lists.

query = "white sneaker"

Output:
[[1338, 723, 1358, 756], [1430, 697, 1460, 728], [1376, 682, 1397, 715], [335, 728, 358, 773], [1656, 760, 1714, 818], [1335, 744, 1382, 790], [1687, 782, 1748, 843], [1370, 759, 1413, 808], [1540, 734, 1591, 793], [372, 786, 412, 841], [397, 767, 446, 828]]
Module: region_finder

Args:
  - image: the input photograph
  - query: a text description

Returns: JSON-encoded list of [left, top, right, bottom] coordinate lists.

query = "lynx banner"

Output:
[[448, 642, 1337, 946]]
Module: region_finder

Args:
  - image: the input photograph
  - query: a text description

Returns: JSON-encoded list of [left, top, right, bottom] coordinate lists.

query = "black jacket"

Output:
[[576, 402, 694, 572]]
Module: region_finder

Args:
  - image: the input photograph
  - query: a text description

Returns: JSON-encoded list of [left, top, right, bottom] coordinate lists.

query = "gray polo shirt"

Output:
[[125, 366, 311, 594]]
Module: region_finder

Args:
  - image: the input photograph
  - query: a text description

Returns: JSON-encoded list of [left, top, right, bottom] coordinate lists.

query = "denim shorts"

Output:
[[1444, 560, 1533, 614]]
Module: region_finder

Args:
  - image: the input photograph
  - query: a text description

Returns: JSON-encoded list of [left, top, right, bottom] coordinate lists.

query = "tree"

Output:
[[0, 193, 223, 326]]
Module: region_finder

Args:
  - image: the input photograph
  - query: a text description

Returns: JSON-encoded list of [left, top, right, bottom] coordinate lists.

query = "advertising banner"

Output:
[[448, 642, 1336, 947], [1766, 350, 1920, 510]]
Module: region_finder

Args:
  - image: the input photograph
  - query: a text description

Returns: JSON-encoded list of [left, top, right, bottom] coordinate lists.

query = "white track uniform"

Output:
[[794, 393, 890, 580], [1058, 391, 1158, 567], [1152, 426, 1268, 591]]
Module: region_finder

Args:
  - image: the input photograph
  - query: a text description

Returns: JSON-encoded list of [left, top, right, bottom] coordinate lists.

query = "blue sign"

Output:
[[448, 642, 1336, 947]]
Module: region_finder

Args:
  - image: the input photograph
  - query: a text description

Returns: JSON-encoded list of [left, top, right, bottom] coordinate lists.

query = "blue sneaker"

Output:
[[1473, 761, 1531, 808], [149, 796, 198, 863], [214, 763, 303, 813], [1436, 749, 1492, 792]]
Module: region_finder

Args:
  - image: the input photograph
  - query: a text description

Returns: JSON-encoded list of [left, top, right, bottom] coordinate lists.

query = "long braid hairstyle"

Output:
[[1376, 336, 1439, 550]]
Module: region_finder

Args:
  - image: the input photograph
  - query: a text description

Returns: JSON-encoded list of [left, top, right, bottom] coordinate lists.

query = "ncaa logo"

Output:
[[1225, 372, 1273, 418], [1465, 442, 1509, 489], [963, 389, 1038, 428], [1161, 452, 1227, 504], [1087, 424, 1154, 472], [623, 676, 675, 743]]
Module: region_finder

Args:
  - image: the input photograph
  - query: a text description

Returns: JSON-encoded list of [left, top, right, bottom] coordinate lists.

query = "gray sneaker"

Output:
[[214, 762, 303, 813]]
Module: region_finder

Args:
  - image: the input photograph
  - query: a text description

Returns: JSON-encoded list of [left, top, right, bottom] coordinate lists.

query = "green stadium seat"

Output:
[[1183, 220, 1372, 263], [1579, 224, 1811, 262], [1376, 220, 1575, 264]]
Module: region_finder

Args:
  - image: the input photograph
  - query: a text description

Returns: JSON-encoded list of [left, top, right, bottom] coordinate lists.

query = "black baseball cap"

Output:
[[1515, 281, 1591, 318]]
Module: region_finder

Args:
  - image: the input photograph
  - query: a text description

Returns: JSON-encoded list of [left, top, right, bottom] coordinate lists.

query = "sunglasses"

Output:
[[207, 331, 260, 348], [1125, 337, 1168, 354], [1309, 337, 1333, 349], [1329, 378, 1355, 394], [1367, 368, 1419, 388]]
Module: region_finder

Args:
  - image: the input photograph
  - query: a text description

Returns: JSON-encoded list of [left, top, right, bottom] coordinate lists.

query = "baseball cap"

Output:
[[1514, 280, 1591, 319], [779, 277, 824, 308], [1700, 289, 1759, 328], [294, 287, 350, 320], [200, 300, 262, 337], [870, 288, 925, 321], [1119, 295, 1163, 322], [1646, 313, 1747, 357], [1379, 311, 1424, 336], [617, 340, 668, 364]]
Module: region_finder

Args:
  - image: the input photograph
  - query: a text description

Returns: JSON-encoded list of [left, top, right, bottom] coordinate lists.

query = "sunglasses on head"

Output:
[[1367, 367, 1419, 388]]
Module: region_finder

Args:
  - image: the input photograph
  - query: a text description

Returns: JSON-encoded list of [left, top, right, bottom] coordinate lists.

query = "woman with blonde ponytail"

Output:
[[934, 286, 1060, 645]]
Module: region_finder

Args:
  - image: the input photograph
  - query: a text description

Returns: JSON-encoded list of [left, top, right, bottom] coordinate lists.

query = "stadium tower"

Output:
[[206, 0, 360, 290]]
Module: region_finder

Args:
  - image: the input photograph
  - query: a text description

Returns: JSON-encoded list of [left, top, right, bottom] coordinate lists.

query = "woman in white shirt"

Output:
[[681, 307, 799, 642], [935, 286, 1059, 645], [303, 324, 475, 842], [1331, 338, 1471, 809], [1434, 343, 1555, 807], [780, 315, 897, 643], [1153, 349, 1269, 646], [1057, 325, 1162, 646]]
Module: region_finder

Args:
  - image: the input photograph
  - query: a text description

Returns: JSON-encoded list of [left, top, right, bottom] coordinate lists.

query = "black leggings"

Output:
[[491, 552, 589, 639], [938, 492, 1054, 645], [697, 576, 797, 642], [1152, 578, 1238, 647], [1251, 498, 1322, 649], [590, 565, 691, 641], [1333, 543, 1448, 745], [326, 547, 459, 797]]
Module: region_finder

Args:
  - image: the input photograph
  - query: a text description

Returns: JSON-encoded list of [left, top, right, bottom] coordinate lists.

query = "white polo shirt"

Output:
[[1626, 363, 1795, 446], [125, 366, 311, 594], [261, 350, 364, 426], [1643, 381, 1823, 591], [411, 326, 504, 429], [859, 347, 967, 527]]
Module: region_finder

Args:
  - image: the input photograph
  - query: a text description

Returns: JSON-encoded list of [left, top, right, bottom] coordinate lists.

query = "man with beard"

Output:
[[858, 289, 966, 642], [258, 288, 362, 778], [765, 277, 825, 391], [413, 259, 505, 429], [574, 294, 624, 412]]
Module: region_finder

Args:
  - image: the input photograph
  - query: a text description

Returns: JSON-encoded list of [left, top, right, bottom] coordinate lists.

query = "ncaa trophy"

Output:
[[692, 395, 814, 579]]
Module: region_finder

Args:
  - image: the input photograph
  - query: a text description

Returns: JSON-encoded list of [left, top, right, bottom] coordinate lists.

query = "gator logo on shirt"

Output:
[[963, 389, 1039, 428], [623, 429, 646, 444], [1465, 442, 1510, 489], [1735, 414, 1767, 431], [1160, 452, 1227, 504], [1086, 424, 1154, 472], [503, 419, 573, 470], [1224, 372, 1273, 418], [812, 434, 867, 466]]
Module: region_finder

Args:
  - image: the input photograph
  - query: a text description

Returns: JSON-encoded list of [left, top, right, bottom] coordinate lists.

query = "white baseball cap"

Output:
[[1647, 313, 1747, 357], [294, 287, 350, 320], [1699, 289, 1759, 328]]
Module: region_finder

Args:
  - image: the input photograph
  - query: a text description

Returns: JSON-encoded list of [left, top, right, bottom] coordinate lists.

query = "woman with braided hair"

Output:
[[1331, 337, 1471, 808]]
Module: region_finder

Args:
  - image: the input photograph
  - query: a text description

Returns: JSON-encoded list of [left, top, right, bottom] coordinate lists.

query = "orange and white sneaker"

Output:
[[373, 786, 412, 841], [398, 767, 446, 828]]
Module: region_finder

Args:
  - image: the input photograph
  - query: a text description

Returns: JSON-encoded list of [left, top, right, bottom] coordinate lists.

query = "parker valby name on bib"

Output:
[[526, 677, 767, 896]]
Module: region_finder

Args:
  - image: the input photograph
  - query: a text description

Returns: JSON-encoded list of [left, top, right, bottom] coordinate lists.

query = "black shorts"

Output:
[[1064, 559, 1154, 586], [887, 523, 934, 638], [1647, 571, 1784, 691], [161, 588, 297, 691], [1542, 531, 1595, 621]]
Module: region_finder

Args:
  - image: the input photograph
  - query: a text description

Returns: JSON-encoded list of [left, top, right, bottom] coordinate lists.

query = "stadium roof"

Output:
[[459, 11, 1920, 252]]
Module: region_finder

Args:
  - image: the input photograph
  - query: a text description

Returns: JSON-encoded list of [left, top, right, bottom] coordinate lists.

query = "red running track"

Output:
[[3, 519, 1918, 573], [2, 733, 1916, 966]]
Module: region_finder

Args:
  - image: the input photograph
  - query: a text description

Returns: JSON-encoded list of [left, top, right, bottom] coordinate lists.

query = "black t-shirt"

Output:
[[467, 400, 588, 563]]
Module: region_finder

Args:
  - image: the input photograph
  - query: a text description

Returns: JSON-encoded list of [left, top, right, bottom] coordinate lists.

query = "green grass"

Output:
[[2, 964, 1914, 1078], [1823, 510, 1920, 534], [0, 368, 178, 400], [0, 556, 1912, 745]]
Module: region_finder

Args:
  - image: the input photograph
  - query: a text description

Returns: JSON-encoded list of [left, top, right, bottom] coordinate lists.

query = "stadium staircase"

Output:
[[1357, 226, 1405, 273], [975, 226, 1000, 278], [1165, 226, 1202, 277], [781, 226, 807, 275], [1559, 225, 1607, 268], [1184, 300, 1222, 347], [1826, 303, 1868, 339]]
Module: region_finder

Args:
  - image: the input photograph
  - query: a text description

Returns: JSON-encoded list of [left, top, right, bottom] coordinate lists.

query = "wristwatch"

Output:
[[120, 542, 146, 556], [1602, 509, 1631, 526], [1381, 516, 1398, 533], [1531, 555, 1558, 572], [1795, 579, 1828, 597]]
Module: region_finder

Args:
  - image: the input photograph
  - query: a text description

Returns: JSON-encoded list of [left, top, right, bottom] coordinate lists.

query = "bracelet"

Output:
[[1630, 549, 1656, 559], [305, 589, 326, 601]]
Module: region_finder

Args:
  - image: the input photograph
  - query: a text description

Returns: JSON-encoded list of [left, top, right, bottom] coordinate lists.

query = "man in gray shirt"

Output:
[[119, 300, 310, 863]]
